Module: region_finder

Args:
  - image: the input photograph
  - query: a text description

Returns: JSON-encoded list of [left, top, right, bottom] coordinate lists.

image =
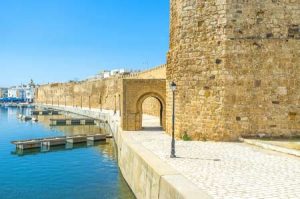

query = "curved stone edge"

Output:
[[36, 104, 212, 199], [116, 131, 212, 199]]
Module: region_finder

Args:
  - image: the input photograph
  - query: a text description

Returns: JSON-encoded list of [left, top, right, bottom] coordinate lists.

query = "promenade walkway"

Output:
[[135, 116, 300, 199]]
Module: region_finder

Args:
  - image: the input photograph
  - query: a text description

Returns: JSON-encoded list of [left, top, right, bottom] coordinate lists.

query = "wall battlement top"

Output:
[[39, 64, 167, 88]]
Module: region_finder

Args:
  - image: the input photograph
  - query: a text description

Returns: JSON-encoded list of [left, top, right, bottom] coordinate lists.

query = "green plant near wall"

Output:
[[182, 131, 191, 141]]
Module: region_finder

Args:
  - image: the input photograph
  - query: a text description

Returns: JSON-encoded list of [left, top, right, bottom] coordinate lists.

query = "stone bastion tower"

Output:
[[167, 0, 300, 141]]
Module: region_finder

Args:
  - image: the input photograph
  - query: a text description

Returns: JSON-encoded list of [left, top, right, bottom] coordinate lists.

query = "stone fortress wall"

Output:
[[36, 79, 121, 111], [167, 0, 300, 140], [36, 65, 166, 119], [128, 64, 166, 117], [132, 64, 166, 79], [37, 1, 300, 141]]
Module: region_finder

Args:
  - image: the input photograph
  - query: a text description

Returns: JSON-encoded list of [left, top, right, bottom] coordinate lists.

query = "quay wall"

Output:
[[37, 104, 211, 199]]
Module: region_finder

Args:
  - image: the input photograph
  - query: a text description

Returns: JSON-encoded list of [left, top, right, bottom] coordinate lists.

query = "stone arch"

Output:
[[136, 92, 166, 130], [121, 79, 166, 131]]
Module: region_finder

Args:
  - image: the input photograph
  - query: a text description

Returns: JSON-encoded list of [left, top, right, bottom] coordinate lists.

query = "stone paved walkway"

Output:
[[132, 116, 300, 199]]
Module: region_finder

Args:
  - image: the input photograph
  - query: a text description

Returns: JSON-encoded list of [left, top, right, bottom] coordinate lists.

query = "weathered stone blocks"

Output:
[[167, 0, 300, 140]]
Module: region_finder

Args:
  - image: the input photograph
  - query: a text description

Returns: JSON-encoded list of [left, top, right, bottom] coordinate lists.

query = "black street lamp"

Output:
[[170, 81, 177, 158]]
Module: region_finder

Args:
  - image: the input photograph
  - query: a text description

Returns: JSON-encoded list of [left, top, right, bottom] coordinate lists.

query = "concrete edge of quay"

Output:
[[36, 104, 212, 199], [240, 138, 300, 158]]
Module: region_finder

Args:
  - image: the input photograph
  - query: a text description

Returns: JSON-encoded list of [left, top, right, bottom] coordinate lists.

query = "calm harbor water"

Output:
[[0, 107, 135, 199]]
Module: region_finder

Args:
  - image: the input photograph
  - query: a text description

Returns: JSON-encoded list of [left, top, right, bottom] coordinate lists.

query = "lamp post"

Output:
[[170, 81, 177, 158]]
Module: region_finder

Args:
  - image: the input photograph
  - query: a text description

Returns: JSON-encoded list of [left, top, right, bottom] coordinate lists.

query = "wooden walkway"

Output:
[[11, 134, 112, 150]]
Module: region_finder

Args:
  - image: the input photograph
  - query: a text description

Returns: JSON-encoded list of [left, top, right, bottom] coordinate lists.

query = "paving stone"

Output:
[[132, 116, 300, 199]]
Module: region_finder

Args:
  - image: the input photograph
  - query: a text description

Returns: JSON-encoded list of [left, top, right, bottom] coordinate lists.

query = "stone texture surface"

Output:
[[116, 119, 211, 199], [167, 0, 300, 140], [36, 79, 121, 111], [121, 79, 166, 131], [142, 97, 161, 118], [36, 66, 166, 131], [36, 0, 300, 142], [132, 64, 166, 79], [132, 116, 300, 199]]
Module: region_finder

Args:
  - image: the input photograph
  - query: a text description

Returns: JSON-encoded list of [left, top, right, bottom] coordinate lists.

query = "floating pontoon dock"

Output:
[[12, 141, 107, 156], [49, 118, 98, 126], [11, 134, 110, 150], [31, 110, 60, 115]]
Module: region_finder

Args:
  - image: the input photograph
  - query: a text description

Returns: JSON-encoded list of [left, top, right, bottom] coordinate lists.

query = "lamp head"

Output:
[[170, 82, 177, 92]]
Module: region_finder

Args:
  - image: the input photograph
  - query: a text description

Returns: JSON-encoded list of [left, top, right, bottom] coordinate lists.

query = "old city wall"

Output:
[[127, 64, 166, 117], [36, 65, 167, 119], [36, 78, 122, 112], [134, 64, 166, 79], [121, 79, 166, 131], [167, 0, 230, 140], [167, 0, 300, 140]]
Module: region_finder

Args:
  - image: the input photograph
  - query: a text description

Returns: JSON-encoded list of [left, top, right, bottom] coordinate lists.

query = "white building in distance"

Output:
[[86, 69, 128, 81], [7, 80, 37, 102]]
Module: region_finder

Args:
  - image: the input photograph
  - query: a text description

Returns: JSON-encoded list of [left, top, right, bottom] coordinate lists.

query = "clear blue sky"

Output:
[[0, 0, 170, 87]]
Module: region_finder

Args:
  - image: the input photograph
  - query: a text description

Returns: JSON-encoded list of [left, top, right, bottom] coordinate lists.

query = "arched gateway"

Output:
[[121, 79, 166, 131]]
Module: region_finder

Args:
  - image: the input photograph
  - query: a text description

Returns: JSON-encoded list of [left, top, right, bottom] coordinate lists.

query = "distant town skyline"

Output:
[[0, 0, 169, 87]]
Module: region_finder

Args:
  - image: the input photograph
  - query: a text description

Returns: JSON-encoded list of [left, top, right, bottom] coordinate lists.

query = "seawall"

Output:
[[37, 104, 211, 199]]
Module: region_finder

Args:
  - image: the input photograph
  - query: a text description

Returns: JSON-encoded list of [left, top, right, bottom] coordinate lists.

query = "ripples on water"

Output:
[[0, 107, 135, 199]]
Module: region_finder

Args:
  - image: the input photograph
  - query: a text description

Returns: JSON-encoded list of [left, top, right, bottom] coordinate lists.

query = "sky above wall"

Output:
[[0, 0, 170, 87]]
